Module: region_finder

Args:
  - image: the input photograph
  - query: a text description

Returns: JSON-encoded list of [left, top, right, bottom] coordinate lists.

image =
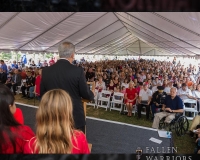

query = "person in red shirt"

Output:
[[49, 57, 55, 66], [124, 81, 138, 117], [24, 89, 90, 154], [34, 68, 42, 100], [20, 69, 27, 79], [43, 60, 48, 67], [0, 85, 35, 154]]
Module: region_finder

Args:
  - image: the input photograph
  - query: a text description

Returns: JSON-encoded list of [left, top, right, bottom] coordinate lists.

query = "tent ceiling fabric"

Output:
[[0, 12, 199, 56]]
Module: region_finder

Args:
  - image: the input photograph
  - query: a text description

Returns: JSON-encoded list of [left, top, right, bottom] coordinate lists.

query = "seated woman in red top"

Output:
[[24, 89, 90, 154], [0, 85, 35, 154], [124, 82, 138, 117]]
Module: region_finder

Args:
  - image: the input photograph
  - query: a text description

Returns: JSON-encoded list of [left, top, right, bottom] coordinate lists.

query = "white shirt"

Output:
[[152, 80, 162, 86], [121, 83, 129, 89], [193, 90, 200, 99], [164, 87, 171, 94], [189, 75, 196, 83], [177, 88, 192, 100], [152, 86, 158, 93], [95, 81, 106, 90], [140, 75, 146, 82], [139, 89, 152, 101]]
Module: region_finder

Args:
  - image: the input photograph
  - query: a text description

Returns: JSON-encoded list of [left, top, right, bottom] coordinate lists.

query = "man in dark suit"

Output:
[[21, 71, 35, 98], [11, 69, 22, 95], [40, 42, 94, 133], [0, 68, 7, 84]]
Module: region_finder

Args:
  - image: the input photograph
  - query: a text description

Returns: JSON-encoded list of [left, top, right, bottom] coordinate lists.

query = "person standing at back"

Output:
[[0, 60, 7, 74], [40, 42, 94, 133]]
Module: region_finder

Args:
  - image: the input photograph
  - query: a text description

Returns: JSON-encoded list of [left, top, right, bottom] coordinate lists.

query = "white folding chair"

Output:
[[141, 106, 147, 115], [97, 90, 111, 111], [87, 89, 99, 108], [131, 103, 148, 116], [16, 79, 24, 94], [183, 99, 198, 120], [110, 92, 124, 112], [124, 104, 137, 116]]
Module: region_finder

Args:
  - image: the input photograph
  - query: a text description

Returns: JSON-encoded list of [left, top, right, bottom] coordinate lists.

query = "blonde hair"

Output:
[[34, 89, 75, 153], [129, 81, 135, 87]]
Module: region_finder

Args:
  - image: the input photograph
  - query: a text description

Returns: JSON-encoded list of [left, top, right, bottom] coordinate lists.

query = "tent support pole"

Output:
[[138, 39, 142, 59]]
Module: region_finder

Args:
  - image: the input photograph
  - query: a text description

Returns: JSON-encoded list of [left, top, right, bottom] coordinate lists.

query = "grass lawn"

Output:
[[15, 94, 196, 154]]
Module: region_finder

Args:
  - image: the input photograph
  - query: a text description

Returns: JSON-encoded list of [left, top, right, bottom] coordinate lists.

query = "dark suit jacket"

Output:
[[40, 59, 94, 128], [12, 74, 22, 86], [0, 72, 7, 84]]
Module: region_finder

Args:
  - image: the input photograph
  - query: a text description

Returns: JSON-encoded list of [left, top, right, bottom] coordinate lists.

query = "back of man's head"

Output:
[[58, 42, 75, 58]]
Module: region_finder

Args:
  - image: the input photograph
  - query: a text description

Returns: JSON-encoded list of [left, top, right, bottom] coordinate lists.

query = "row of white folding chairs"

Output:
[[88, 92, 199, 119], [87, 90, 143, 115], [183, 99, 198, 120], [121, 98, 199, 118], [128, 99, 199, 118], [87, 90, 124, 111]]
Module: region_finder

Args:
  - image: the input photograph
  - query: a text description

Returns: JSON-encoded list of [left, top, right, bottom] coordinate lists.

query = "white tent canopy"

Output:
[[0, 12, 200, 56]]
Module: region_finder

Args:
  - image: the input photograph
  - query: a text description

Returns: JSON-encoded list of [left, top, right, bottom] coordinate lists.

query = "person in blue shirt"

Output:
[[21, 54, 27, 67], [37, 60, 42, 68], [11, 60, 18, 69], [0, 60, 8, 74], [152, 87, 184, 129]]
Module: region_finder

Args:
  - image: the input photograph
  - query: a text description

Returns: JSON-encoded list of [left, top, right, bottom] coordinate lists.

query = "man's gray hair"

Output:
[[58, 42, 75, 58], [170, 87, 177, 92]]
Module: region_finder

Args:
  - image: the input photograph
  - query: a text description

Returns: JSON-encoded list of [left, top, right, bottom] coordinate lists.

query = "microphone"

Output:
[[136, 147, 143, 160]]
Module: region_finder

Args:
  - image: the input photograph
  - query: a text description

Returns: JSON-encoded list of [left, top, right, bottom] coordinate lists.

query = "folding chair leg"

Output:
[[105, 101, 107, 111], [119, 104, 123, 114], [97, 101, 99, 109], [93, 101, 96, 109]]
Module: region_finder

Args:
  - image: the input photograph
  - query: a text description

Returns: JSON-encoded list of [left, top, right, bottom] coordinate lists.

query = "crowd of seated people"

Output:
[[79, 58, 200, 153], [0, 58, 51, 99], [2, 57, 200, 112], [1, 56, 200, 153], [78, 58, 200, 118]]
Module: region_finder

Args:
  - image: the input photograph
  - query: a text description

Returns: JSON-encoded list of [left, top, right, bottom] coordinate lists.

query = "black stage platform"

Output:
[[16, 103, 173, 153]]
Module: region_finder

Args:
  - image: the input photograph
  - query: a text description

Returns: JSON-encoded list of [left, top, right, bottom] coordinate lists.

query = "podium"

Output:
[[82, 98, 90, 133], [81, 81, 95, 152], [82, 98, 92, 152]]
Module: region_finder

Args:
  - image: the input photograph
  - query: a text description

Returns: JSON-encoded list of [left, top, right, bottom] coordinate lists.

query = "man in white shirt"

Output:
[[177, 83, 195, 101], [152, 76, 162, 86], [140, 71, 146, 82], [138, 83, 152, 120], [164, 81, 173, 95], [95, 76, 106, 92], [188, 72, 195, 83], [177, 83, 197, 112]]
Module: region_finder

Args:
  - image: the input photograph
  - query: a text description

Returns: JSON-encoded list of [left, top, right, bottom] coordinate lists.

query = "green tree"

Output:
[[0, 52, 12, 61]]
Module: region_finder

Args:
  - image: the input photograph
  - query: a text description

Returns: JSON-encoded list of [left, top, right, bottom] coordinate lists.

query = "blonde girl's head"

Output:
[[35, 89, 74, 153]]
